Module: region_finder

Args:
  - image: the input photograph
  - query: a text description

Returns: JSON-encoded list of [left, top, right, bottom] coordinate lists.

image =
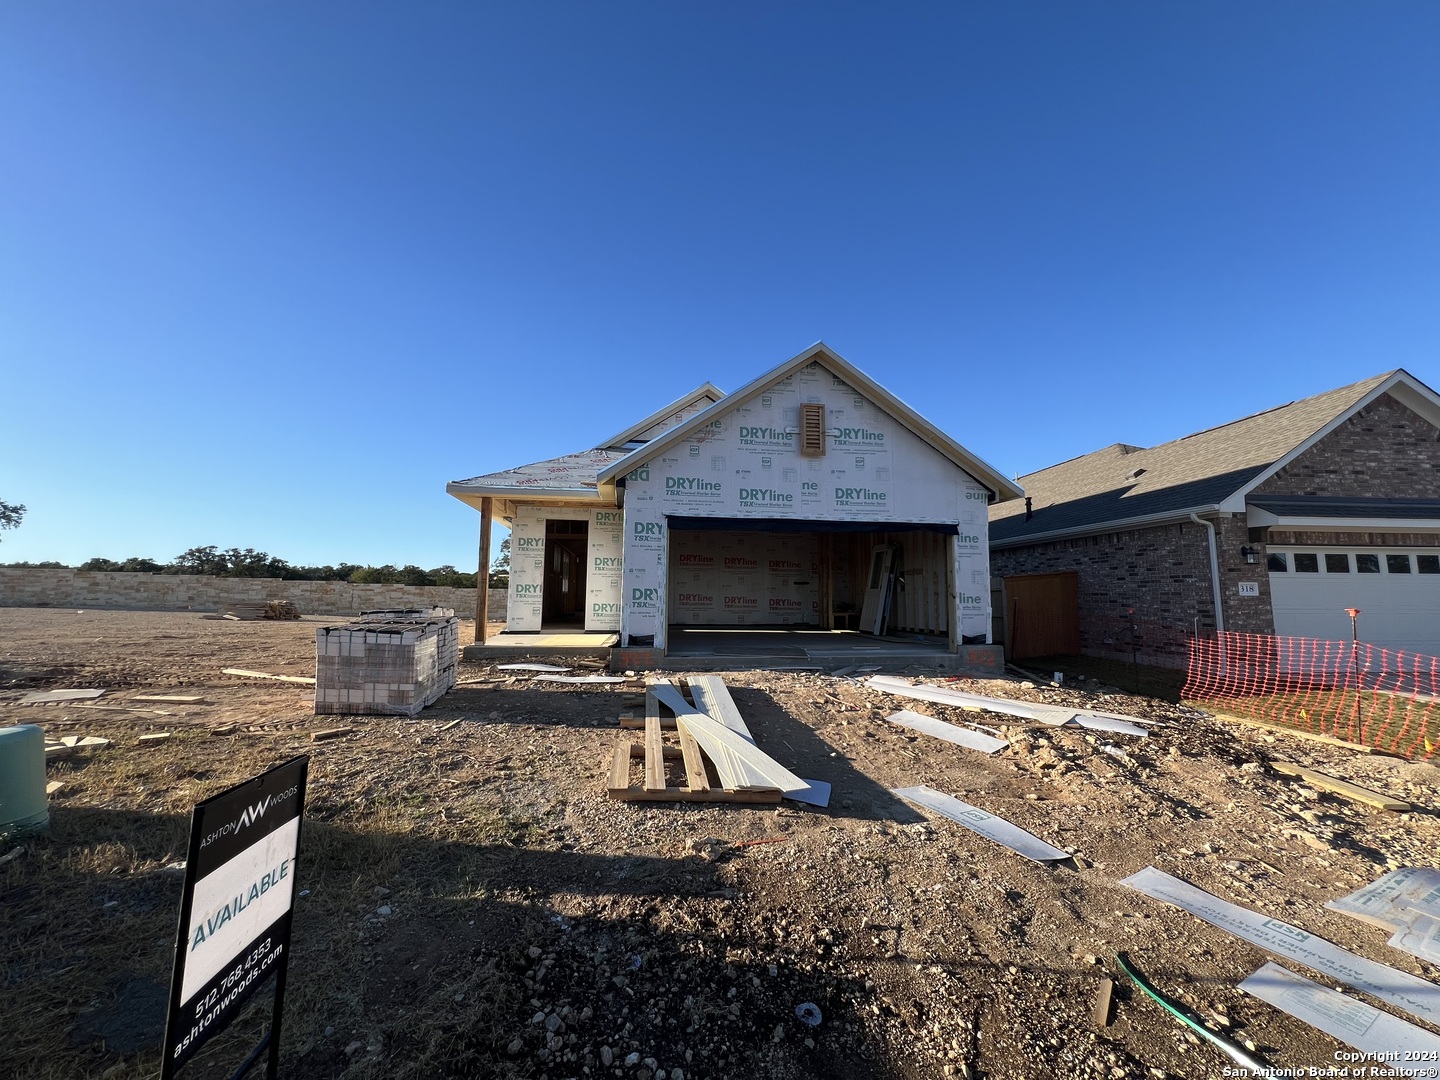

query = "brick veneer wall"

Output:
[[1252, 393, 1440, 499], [990, 521, 1217, 661], [0, 569, 508, 620]]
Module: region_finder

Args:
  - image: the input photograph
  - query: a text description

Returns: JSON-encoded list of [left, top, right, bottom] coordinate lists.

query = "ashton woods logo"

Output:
[[198, 787, 298, 851]]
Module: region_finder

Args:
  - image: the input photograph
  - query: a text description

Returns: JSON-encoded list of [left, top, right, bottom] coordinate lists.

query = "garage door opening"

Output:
[[664, 519, 959, 657]]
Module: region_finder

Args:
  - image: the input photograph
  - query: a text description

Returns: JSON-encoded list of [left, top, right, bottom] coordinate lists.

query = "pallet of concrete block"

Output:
[[314, 613, 459, 717], [359, 607, 455, 620]]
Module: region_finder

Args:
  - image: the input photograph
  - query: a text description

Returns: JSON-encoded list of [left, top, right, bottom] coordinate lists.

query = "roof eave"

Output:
[[990, 506, 1223, 550], [446, 482, 611, 507]]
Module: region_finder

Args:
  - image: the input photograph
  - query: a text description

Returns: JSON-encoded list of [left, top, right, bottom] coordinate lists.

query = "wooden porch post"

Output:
[[476, 498, 493, 644]]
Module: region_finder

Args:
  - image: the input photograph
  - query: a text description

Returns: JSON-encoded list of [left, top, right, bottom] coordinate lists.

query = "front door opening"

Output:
[[543, 519, 589, 627]]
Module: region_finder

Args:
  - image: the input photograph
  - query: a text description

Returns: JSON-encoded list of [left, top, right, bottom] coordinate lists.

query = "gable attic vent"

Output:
[[798, 402, 826, 457]]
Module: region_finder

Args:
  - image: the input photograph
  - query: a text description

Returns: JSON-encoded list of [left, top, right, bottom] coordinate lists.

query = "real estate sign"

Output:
[[162, 755, 308, 1078]]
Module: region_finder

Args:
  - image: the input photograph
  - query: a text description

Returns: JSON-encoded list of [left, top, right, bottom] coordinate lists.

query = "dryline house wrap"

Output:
[[445, 342, 1024, 657]]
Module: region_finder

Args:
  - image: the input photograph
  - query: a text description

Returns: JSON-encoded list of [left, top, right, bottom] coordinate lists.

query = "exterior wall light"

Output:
[[1240, 546, 1259, 564]]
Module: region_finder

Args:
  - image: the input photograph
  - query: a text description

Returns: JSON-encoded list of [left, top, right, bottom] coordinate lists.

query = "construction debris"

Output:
[[223, 668, 317, 685], [1240, 961, 1440, 1068], [1268, 760, 1410, 811], [497, 663, 571, 672], [1389, 915, 1440, 963], [45, 735, 110, 759], [1324, 867, 1440, 931], [1091, 978, 1114, 1027], [536, 675, 628, 685], [131, 694, 206, 705], [20, 689, 106, 704], [1116, 952, 1270, 1072], [213, 600, 301, 620], [45, 781, 64, 795], [137, 732, 172, 744], [311, 727, 353, 742], [884, 709, 1008, 754], [438, 718, 464, 732], [893, 786, 1069, 862], [609, 677, 822, 805], [1121, 867, 1440, 1027], [866, 676, 1148, 737]]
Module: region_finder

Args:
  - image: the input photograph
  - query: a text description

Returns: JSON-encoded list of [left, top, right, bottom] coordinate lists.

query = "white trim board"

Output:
[[676, 711, 804, 793], [894, 786, 1069, 862], [1122, 867, 1440, 1028], [866, 677, 1148, 737], [886, 710, 1008, 754], [1240, 962, 1440, 1074]]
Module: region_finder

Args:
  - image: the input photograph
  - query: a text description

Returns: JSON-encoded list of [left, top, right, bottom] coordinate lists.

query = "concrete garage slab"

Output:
[[661, 628, 1001, 674]]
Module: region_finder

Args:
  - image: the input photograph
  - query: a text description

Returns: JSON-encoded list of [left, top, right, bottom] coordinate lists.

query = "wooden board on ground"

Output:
[[311, 727, 353, 741], [222, 668, 317, 685], [1203, 710, 1392, 755], [20, 688, 106, 704], [131, 694, 206, 704], [1269, 760, 1410, 811]]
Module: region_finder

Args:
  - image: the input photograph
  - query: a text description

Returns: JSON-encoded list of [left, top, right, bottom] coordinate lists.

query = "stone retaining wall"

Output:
[[0, 569, 508, 620]]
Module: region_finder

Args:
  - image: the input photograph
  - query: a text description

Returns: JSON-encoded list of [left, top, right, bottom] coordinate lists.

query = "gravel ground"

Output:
[[3, 607, 1439, 1080]]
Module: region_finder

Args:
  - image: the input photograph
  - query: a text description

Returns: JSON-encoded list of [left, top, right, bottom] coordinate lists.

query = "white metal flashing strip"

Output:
[[894, 786, 1069, 862], [866, 676, 1148, 737], [1240, 962, 1440, 1074], [885, 710, 1008, 754], [1122, 867, 1440, 1027]]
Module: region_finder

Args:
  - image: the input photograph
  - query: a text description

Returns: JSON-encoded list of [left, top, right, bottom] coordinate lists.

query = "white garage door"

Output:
[[1268, 548, 1440, 657]]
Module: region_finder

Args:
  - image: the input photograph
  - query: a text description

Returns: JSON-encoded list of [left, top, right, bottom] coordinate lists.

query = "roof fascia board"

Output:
[[990, 506, 1223, 550], [597, 342, 1025, 502], [600, 382, 726, 450], [1260, 516, 1440, 532], [446, 483, 609, 503], [1219, 371, 1437, 512]]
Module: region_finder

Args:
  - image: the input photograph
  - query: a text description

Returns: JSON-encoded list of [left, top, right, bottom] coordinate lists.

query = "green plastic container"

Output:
[[0, 724, 50, 840]]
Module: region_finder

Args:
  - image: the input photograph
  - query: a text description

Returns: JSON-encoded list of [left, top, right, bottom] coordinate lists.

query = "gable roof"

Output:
[[990, 369, 1440, 547], [595, 341, 1025, 502]]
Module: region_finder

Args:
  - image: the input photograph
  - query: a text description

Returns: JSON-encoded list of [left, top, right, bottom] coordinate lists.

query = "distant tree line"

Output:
[[2, 541, 513, 589]]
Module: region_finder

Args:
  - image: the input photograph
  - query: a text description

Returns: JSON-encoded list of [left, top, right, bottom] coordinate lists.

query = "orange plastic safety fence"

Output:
[[1182, 631, 1440, 759]]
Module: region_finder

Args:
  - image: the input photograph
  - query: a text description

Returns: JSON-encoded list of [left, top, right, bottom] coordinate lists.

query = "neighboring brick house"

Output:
[[990, 370, 1440, 664]]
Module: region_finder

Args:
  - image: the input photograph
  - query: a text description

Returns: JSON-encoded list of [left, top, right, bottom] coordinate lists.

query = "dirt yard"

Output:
[[3, 608, 1440, 1080]]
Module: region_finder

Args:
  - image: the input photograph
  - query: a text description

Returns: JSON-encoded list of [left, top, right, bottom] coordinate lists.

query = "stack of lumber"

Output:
[[607, 676, 807, 804]]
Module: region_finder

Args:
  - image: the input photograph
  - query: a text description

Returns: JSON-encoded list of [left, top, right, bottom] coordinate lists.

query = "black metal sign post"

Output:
[[161, 755, 309, 1080]]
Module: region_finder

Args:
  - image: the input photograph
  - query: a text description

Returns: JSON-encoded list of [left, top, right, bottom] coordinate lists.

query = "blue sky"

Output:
[[3, 2, 1438, 570]]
